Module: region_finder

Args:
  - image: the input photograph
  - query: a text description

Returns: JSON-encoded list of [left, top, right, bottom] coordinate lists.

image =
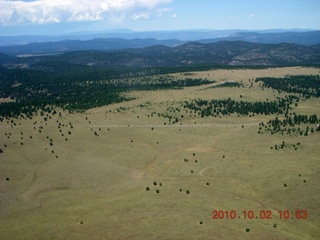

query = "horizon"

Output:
[[1, 27, 319, 37], [0, 0, 319, 36]]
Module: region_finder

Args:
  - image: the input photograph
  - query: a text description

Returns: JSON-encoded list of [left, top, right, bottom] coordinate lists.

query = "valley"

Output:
[[0, 67, 319, 239]]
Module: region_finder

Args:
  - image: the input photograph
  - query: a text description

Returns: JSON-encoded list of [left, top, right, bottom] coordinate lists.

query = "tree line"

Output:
[[183, 96, 297, 117], [0, 67, 214, 119], [256, 75, 320, 98]]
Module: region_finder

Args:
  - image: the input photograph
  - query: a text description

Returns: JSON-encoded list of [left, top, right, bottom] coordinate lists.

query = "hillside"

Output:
[[0, 38, 184, 56], [0, 67, 319, 239], [199, 30, 320, 45], [1, 29, 319, 49], [1, 41, 320, 72]]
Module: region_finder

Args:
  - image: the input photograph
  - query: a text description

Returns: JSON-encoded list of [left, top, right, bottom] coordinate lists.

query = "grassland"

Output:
[[0, 67, 319, 240]]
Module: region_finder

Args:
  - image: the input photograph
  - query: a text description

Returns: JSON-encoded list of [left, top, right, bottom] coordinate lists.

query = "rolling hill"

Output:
[[1, 41, 319, 71]]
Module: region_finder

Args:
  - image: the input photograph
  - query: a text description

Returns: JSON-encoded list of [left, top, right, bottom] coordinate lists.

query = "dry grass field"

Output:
[[0, 67, 319, 239]]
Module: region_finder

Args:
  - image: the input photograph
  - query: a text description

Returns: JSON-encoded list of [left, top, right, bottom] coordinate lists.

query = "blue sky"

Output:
[[0, 0, 319, 35]]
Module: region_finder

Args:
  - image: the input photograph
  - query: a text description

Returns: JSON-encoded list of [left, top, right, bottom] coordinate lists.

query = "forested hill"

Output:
[[0, 41, 319, 71], [0, 38, 184, 56]]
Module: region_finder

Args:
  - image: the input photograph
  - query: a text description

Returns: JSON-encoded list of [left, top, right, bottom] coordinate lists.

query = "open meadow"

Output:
[[0, 67, 319, 239]]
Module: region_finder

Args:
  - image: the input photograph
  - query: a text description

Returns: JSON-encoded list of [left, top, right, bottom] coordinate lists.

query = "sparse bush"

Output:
[[179, 188, 182, 192], [153, 181, 157, 186], [146, 187, 150, 191], [199, 221, 203, 225], [186, 190, 190, 194], [245, 228, 250, 232], [156, 189, 160, 193], [284, 183, 287, 187], [206, 182, 209, 186]]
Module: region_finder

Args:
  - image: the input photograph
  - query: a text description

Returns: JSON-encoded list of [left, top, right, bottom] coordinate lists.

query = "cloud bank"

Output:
[[0, 0, 172, 26]]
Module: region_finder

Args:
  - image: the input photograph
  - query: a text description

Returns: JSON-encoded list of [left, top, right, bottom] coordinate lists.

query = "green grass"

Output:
[[0, 67, 319, 239]]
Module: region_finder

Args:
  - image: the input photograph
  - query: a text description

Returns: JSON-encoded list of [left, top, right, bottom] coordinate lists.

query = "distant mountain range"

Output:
[[0, 38, 183, 56], [0, 29, 319, 56], [1, 41, 319, 70]]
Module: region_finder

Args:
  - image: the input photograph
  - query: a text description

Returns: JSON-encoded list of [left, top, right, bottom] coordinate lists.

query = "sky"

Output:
[[0, 0, 319, 35]]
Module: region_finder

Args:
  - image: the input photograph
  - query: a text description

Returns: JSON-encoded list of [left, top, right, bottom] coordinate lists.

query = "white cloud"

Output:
[[132, 12, 150, 20], [171, 14, 177, 19], [0, 0, 172, 26], [155, 7, 172, 13], [248, 14, 254, 19]]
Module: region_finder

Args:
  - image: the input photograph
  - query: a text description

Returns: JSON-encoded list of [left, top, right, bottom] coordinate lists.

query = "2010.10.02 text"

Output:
[[212, 210, 308, 220]]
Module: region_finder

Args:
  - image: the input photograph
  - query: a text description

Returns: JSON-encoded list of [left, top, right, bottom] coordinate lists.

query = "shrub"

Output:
[[153, 181, 157, 186], [156, 189, 160, 193], [146, 187, 150, 191], [245, 228, 250, 232], [186, 190, 190, 194]]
